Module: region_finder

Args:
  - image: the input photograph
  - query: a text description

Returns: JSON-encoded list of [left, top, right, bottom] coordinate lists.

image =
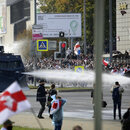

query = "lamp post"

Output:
[[94, 0, 104, 129], [84, 0, 87, 55], [34, 0, 37, 87], [109, 0, 112, 64]]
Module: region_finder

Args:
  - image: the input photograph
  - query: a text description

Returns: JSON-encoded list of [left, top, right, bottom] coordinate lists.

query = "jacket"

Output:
[[36, 85, 47, 102], [110, 85, 124, 100], [51, 99, 66, 122], [48, 89, 57, 102]]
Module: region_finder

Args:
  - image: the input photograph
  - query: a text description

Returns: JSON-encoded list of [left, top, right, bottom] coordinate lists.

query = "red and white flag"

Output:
[[74, 42, 80, 55], [0, 82, 31, 124], [50, 99, 62, 115], [102, 59, 109, 66]]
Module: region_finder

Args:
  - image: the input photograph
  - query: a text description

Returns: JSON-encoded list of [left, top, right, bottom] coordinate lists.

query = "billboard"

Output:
[[0, 0, 6, 34], [37, 13, 81, 38]]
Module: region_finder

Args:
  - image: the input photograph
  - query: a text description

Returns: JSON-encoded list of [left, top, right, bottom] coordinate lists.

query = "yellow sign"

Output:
[[37, 39, 48, 51], [119, 3, 128, 10], [75, 66, 84, 73]]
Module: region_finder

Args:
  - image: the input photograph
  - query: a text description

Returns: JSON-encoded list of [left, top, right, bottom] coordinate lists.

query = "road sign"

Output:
[[30, 40, 42, 58], [32, 25, 43, 41], [75, 66, 84, 73], [48, 41, 57, 50], [37, 39, 48, 51]]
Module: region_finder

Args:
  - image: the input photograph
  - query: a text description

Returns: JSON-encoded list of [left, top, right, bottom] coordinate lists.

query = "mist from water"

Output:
[[24, 69, 130, 86], [3, 39, 30, 59]]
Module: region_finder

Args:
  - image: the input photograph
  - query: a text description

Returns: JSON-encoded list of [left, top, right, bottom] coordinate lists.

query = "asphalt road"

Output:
[[23, 85, 130, 120]]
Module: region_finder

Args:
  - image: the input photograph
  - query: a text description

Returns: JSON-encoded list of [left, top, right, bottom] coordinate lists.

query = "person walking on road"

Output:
[[111, 81, 124, 120], [36, 79, 47, 119]]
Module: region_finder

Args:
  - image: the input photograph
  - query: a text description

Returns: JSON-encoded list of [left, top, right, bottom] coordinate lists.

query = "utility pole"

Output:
[[84, 0, 87, 55], [109, 0, 112, 64], [94, 0, 104, 130], [34, 0, 37, 86]]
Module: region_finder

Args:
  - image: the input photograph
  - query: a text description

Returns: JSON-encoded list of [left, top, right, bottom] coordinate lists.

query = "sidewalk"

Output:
[[10, 113, 122, 130]]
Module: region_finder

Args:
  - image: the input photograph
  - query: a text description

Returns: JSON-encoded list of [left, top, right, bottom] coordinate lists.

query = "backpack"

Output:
[[112, 87, 120, 100]]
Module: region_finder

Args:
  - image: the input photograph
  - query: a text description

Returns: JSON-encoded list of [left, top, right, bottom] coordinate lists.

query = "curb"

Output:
[[59, 88, 93, 92]]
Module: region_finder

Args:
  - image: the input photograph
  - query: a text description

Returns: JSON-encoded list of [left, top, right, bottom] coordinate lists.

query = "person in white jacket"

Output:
[[50, 95, 66, 130]]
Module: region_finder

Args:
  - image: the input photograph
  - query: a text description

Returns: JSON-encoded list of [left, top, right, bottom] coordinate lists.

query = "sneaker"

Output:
[[37, 116, 44, 119]]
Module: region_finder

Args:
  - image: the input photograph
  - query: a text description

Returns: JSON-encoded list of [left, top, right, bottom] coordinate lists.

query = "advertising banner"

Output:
[[32, 25, 43, 41], [37, 13, 81, 38]]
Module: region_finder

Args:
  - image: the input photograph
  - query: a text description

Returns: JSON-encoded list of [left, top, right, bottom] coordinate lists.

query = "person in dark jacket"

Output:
[[36, 79, 47, 119], [47, 84, 57, 118], [111, 81, 124, 120], [121, 108, 130, 130]]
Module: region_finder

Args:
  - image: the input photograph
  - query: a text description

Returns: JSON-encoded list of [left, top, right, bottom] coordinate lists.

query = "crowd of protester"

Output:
[[23, 52, 130, 76]]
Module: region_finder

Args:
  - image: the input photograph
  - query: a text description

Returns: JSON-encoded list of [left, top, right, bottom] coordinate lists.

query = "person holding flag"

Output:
[[50, 95, 66, 130], [0, 82, 31, 125]]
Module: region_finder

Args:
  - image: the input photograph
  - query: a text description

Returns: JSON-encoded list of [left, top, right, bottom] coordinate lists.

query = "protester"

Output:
[[36, 79, 48, 119], [50, 95, 66, 130], [1, 119, 14, 130], [111, 81, 124, 120], [47, 84, 57, 119], [121, 107, 130, 130], [72, 125, 83, 130], [91, 83, 95, 118]]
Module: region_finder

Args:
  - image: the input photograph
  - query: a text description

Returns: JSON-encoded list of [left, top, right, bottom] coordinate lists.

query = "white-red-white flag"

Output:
[[50, 99, 62, 115], [102, 59, 109, 66], [0, 82, 31, 124], [74, 42, 80, 55]]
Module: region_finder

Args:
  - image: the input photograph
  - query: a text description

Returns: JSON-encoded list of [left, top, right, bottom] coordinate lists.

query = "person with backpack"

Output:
[[111, 81, 124, 120]]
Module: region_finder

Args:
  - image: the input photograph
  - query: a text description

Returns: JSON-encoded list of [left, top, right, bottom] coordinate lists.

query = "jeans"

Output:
[[54, 120, 62, 130], [113, 100, 121, 119]]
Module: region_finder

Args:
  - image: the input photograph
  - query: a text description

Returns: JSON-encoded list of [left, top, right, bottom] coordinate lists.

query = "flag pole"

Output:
[[30, 108, 44, 130]]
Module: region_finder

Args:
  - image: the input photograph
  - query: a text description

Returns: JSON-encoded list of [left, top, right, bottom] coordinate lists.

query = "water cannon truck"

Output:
[[0, 46, 27, 92]]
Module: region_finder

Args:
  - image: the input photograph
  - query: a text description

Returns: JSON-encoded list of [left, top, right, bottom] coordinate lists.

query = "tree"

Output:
[[38, 0, 116, 51], [38, 0, 94, 45]]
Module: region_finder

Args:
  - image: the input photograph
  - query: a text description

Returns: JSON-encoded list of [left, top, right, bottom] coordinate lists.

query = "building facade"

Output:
[[0, 0, 34, 45], [116, 0, 130, 53]]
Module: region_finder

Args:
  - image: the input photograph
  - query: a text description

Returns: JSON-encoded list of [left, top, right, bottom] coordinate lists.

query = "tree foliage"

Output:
[[38, 0, 116, 49], [38, 0, 94, 45]]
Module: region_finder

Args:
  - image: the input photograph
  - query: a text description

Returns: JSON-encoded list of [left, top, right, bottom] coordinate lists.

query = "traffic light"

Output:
[[61, 42, 66, 58], [54, 41, 67, 60]]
